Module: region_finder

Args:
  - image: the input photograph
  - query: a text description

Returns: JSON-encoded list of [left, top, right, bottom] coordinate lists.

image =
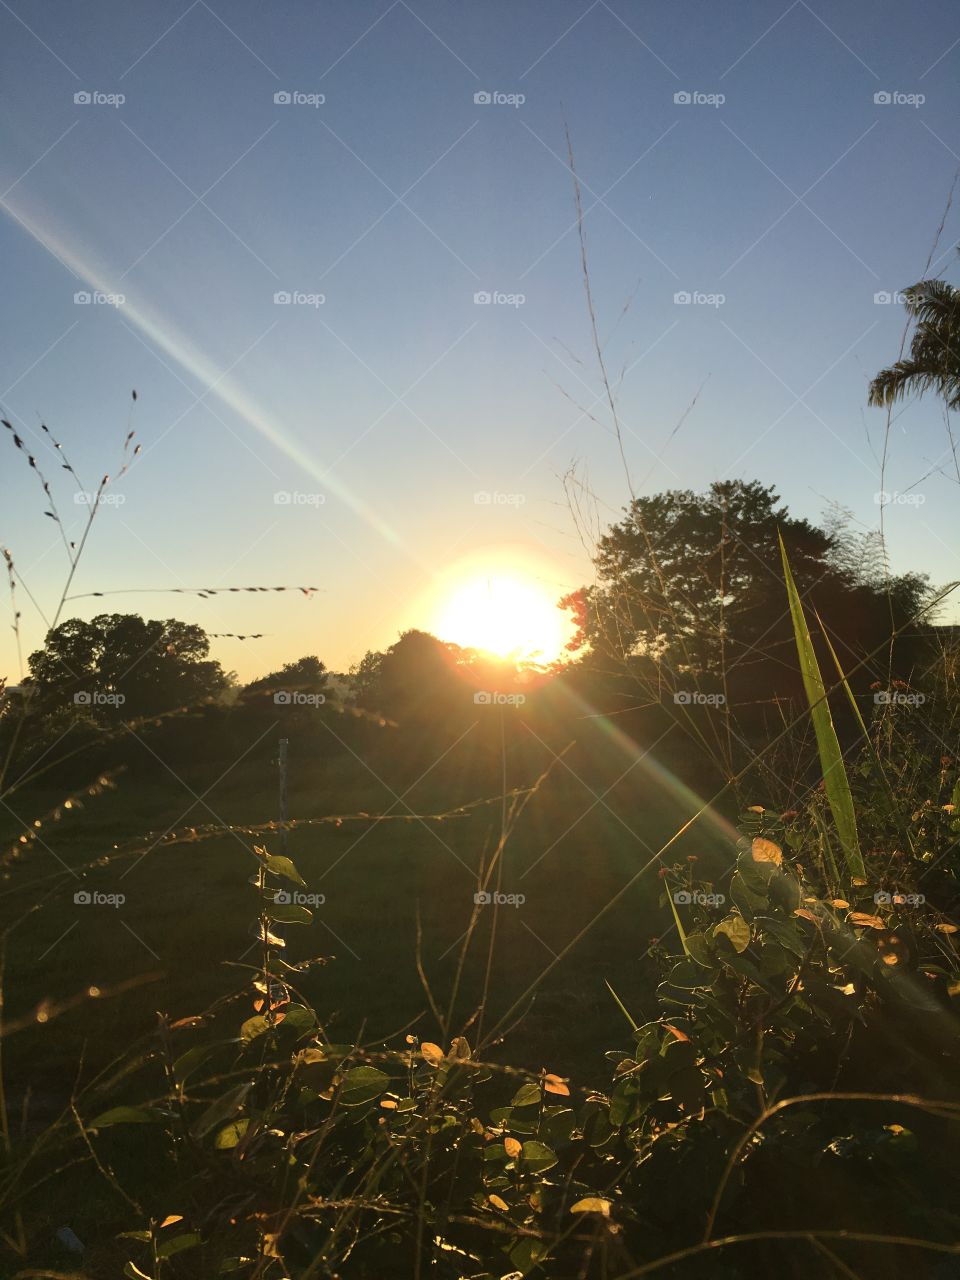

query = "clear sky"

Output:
[[1, 0, 958, 681]]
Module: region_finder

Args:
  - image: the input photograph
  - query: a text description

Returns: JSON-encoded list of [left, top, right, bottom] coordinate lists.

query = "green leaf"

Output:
[[265, 854, 306, 886], [90, 1106, 163, 1128], [240, 1015, 271, 1044], [519, 1139, 558, 1172], [193, 1083, 252, 1139], [780, 534, 865, 878], [214, 1118, 251, 1149], [665, 957, 714, 989], [267, 902, 313, 924], [604, 979, 638, 1029], [173, 1044, 216, 1083], [339, 1066, 390, 1107], [157, 1231, 201, 1259], [510, 1083, 542, 1108], [278, 1003, 316, 1035], [714, 914, 751, 953]]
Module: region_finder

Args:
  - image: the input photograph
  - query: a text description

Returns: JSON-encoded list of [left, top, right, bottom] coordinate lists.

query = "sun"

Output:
[[433, 572, 569, 665]]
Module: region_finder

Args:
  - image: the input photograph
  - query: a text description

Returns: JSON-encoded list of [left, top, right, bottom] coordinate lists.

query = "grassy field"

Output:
[[0, 713, 738, 1120]]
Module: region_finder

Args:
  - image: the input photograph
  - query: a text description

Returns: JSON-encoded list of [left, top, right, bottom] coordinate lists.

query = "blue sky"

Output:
[[1, 0, 958, 680]]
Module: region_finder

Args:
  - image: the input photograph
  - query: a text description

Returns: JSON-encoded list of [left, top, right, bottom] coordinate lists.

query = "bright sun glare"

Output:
[[434, 573, 568, 665]]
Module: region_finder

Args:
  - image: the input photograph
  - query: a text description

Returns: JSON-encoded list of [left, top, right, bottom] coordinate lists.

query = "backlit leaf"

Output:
[[421, 1042, 444, 1066], [570, 1197, 611, 1216], [751, 837, 782, 866]]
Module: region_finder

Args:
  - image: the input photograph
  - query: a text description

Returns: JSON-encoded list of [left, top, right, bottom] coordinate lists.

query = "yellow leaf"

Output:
[[665, 1025, 689, 1042], [380, 1099, 397, 1110], [570, 1197, 611, 1216], [936, 923, 959, 934], [543, 1073, 570, 1097], [448, 1036, 471, 1060], [847, 912, 885, 929], [794, 908, 818, 923], [488, 1194, 510, 1212], [751, 837, 782, 866], [504, 1137, 522, 1158], [159, 1215, 183, 1229], [421, 1042, 444, 1066], [852, 877, 868, 887], [831, 899, 850, 909], [747, 806, 765, 813]]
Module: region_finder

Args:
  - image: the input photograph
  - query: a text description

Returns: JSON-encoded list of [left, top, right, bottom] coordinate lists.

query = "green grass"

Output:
[[0, 720, 737, 1117]]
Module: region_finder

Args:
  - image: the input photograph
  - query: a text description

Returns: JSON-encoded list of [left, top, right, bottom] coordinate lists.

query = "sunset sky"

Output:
[[1, 0, 958, 680]]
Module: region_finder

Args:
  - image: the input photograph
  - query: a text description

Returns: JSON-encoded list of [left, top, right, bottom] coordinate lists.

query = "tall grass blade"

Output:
[[779, 533, 865, 879]]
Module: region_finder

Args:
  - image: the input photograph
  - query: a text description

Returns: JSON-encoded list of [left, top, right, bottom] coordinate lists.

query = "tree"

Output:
[[246, 655, 329, 696], [26, 613, 228, 720], [564, 481, 930, 701], [868, 279, 960, 410], [350, 630, 470, 729]]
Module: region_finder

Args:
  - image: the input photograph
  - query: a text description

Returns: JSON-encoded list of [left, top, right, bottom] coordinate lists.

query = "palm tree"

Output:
[[868, 279, 960, 410]]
